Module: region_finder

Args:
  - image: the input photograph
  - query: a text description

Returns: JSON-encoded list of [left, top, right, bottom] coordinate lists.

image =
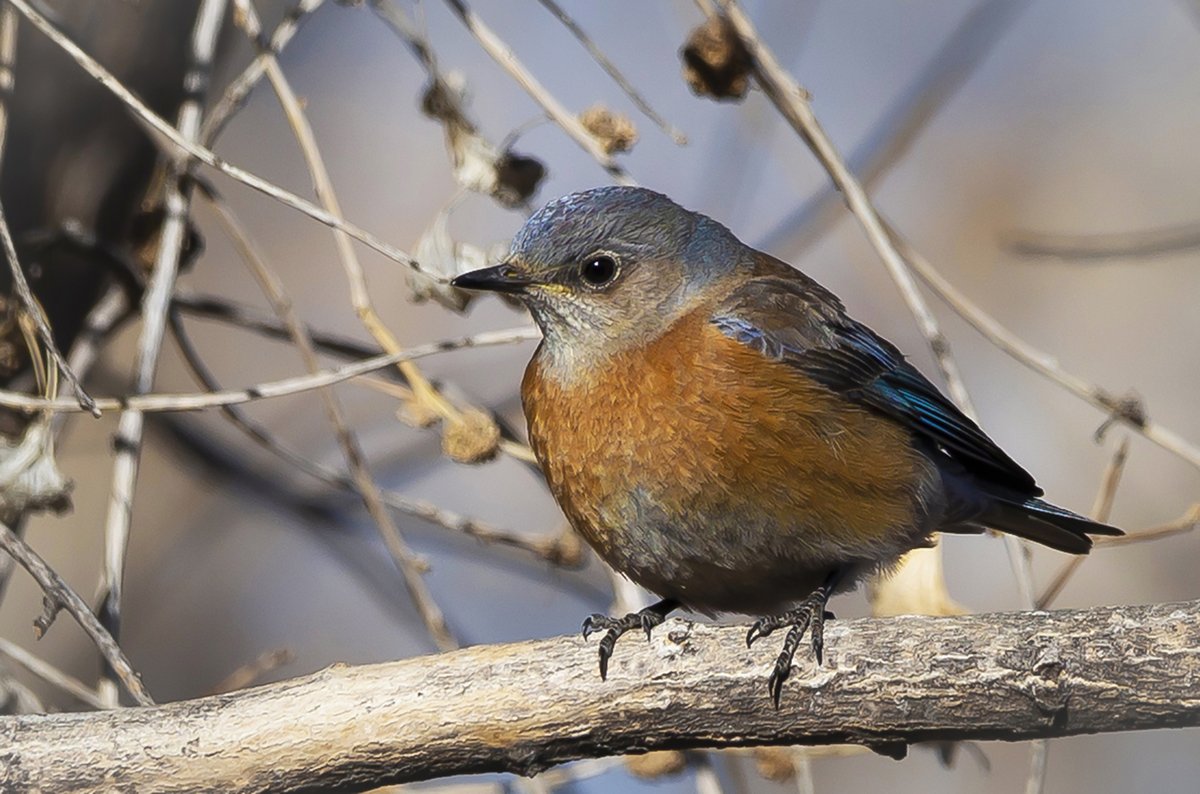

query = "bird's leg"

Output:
[[581, 598, 679, 680], [746, 568, 845, 707]]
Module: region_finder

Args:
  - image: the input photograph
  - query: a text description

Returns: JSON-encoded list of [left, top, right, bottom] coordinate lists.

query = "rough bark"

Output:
[[2, 600, 1198, 792]]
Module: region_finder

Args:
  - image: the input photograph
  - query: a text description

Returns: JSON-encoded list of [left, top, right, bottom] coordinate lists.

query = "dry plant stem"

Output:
[[717, 2, 972, 411], [0, 637, 105, 709], [200, 0, 326, 145], [0, 288, 129, 605], [1092, 508, 1199, 547], [198, 185, 455, 651], [533, 0, 687, 144], [231, 0, 461, 437], [760, 0, 1029, 254], [0, 325, 542, 414], [1022, 433, 1132, 792], [170, 311, 562, 566], [0, 6, 96, 417], [0, 522, 151, 706], [1037, 437, 1129, 609], [719, 2, 1048, 781], [176, 292, 538, 465], [1005, 221, 1200, 261], [716, 0, 992, 595], [441, 0, 635, 185], [96, 0, 228, 708], [4, 602, 1199, 792], [7, 0, 427, 277], [885, 227, 1200, 470]]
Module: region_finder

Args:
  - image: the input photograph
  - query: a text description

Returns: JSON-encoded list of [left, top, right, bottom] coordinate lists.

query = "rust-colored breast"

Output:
[[521, 307, 935, 611]]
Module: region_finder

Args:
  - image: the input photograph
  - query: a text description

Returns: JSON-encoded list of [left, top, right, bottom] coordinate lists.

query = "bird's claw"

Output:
[[581, 613, 609, 640], [750, 591, 837, 708], [581, 602, 675, 680]]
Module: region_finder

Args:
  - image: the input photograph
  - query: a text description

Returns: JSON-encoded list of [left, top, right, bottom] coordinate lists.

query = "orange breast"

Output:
[[521, 307, 938, 612]]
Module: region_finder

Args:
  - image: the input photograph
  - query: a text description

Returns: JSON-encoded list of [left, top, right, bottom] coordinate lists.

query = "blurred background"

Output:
[[1, 1, 1198, 792]]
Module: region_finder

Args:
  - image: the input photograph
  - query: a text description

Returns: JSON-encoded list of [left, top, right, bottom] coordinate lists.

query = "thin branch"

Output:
[[715, 5, 1050, 783], [714, 0, 984, 617], [173, 288, 541, 466], [716, 1, 973, 411], [0, 521, 151, 706], [97, 0, 228, 708], [440, 0, 635, 185], [0, 5, 96, 416], [1093, 505, 1199, 548], [885, 227, 1200, 471], [758, 0, 1030, 254], [1037, 437, 1129, 609], [173, 291, 383, 361], [169, 310, 570, 567], [232, 0, 469, 455], [225, 1, 456, 651], [0, 325, 542, 414], [533, 0, 687, 144], [3, 601, 1199, 792], [1004, 221, 1200, 261], [200, 0, 326, 145], [0, 637, 105, 710], [7, 0, 428, 277]]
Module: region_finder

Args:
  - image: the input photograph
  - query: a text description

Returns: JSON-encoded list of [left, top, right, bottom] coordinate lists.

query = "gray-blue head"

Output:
[[453, 187, 749, 357]]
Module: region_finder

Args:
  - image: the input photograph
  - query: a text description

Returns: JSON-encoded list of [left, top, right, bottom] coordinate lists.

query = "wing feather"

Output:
[[713, 271, 1039, 494]]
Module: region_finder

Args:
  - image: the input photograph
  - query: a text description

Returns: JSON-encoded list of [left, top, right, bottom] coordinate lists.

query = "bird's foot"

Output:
[[581, 598, 678, 680], [746, 580, 839, 708]]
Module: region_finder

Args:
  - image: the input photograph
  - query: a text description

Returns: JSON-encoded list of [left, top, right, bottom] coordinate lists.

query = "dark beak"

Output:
[[451, 263, 532, 295]]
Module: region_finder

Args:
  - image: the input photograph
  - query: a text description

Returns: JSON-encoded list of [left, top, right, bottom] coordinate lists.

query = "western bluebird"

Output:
[[452, 186, 1122, 704]]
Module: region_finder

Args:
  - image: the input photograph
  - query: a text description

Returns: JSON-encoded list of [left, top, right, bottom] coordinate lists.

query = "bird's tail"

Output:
[[973, 495, 1123, 554]]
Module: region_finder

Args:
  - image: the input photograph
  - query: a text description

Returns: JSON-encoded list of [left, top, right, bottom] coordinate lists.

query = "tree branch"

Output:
[[2, 600, 1197, 792]]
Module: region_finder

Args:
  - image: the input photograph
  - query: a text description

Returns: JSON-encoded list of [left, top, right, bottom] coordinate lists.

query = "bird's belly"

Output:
[[522, 324, 940, 614]]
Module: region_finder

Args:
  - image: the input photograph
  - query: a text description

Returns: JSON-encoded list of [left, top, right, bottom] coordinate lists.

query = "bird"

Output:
[[451, 186, 1122, 705]]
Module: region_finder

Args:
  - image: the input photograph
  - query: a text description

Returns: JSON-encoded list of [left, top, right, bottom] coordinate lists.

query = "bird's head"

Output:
[[452, 186, 748, 365]]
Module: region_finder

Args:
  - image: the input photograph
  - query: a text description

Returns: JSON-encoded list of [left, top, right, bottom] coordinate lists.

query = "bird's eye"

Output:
[[580, 254, 618, 287]]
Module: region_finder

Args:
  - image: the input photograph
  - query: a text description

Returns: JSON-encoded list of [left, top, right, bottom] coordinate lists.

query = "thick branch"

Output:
[[2, 600, 1197, 792]]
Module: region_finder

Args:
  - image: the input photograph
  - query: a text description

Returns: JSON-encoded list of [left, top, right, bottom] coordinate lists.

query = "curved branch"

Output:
[[2, 600, 1197, 792]]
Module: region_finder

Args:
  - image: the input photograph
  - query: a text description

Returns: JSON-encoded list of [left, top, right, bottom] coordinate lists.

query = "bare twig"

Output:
[[97, 0, 228, 708], [714, 0, 983, 621], [885, 227, 1200, 471], [715, 5, 1050, 782], [8, 0, 427, 277], [759, 0, 1030, 254], [1036, 437, 1129, 609], [441, 0, 635, 185], [1094, 506, 1199, 548], [716, 1, 973, 411], [0, 325, 542, 414], [0, 521, 151, 706], [3, 602, 1199, 792], [0, 637, 105, 709], [232, 1, 478, 461], [1005, 221, 1200, 261], [0, 5, 96, 416], [225, 0, 456, 651], [200, 0, 326, 145], [533, 0, 687, 144], [169, 311, 568, 567]]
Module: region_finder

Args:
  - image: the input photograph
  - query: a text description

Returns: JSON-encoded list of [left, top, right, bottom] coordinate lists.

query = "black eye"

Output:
[[580, 255, 618, 287]]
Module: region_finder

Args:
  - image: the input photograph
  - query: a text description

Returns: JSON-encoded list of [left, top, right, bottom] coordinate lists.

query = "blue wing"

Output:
[[713, 271, 1040, 495]]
